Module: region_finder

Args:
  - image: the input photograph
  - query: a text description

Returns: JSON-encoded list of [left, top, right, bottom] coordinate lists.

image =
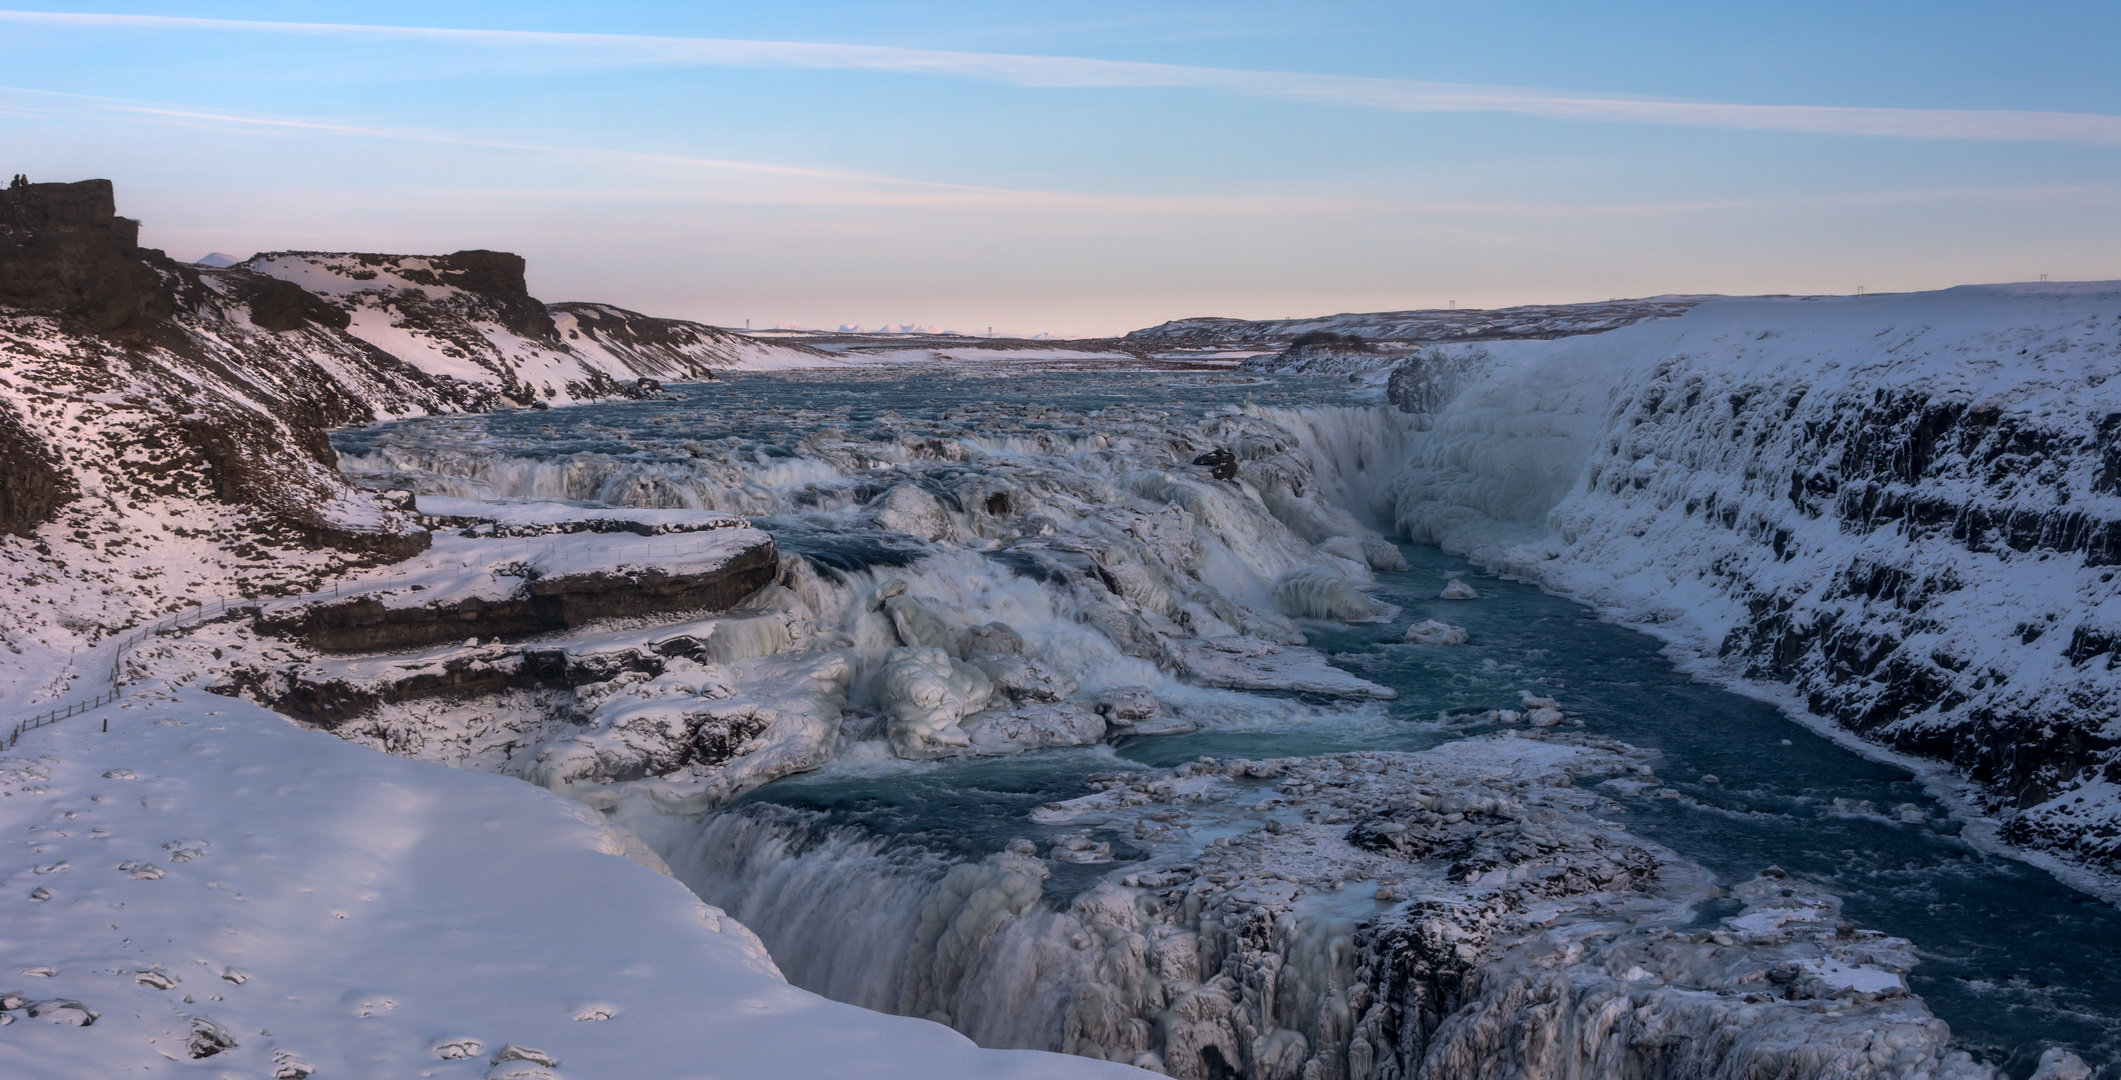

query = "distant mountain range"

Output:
[[1125, 295, 1752, 347]]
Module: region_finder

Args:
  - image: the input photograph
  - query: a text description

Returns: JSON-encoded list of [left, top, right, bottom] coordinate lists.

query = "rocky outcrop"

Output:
[[0, 178, 816, 683], [255, 533, 780, 652], [0, 400, 70, 536], [239, 274, 353, 332], [0, 178, 164, 331], [236, 251, 813, 405]]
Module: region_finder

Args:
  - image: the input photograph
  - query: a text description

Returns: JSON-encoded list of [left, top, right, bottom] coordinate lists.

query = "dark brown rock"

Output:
[[0, 400, 71, 536], [1192, 447, 1240, 481], [245, 274, 351, 332], [0, 179, 165, 330], [256, 535, 780, 652]]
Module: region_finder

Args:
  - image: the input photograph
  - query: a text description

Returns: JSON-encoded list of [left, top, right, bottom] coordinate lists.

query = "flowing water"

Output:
[[336, 370, 2121, 1077]]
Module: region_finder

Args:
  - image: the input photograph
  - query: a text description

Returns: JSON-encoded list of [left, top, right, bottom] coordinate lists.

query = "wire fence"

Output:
[[3, 597, 246, 749]]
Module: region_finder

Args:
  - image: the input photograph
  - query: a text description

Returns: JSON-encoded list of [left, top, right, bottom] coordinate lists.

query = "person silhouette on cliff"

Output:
[[7, 174, 25, 189]]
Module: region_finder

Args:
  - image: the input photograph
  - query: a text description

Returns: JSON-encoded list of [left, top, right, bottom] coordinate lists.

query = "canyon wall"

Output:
[[1382, 283, 2121, 873]]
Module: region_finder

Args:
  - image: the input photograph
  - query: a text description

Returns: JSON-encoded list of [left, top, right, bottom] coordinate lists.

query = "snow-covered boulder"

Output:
[[870, 483, 954, 542], [1404, 619, 1468, 645], [871, 647, 996, 759]]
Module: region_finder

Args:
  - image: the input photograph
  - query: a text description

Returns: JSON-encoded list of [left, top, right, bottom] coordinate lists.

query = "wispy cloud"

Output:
[[4, 9, 2119, 147], [8, 86, 2117, 225]]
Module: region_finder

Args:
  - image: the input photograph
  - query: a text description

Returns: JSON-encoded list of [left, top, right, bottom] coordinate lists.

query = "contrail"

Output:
[[4, 10, 2118, 146]]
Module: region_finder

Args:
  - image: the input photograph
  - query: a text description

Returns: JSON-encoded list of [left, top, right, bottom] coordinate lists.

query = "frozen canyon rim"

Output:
[[0, 178, 2116, 1078]]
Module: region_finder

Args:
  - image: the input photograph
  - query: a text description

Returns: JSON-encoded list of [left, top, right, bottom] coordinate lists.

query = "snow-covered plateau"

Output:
[[3, 175, 2118, 1079]]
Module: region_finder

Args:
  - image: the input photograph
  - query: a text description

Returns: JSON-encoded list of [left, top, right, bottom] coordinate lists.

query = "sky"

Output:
[[1, 2, 2116, 336]]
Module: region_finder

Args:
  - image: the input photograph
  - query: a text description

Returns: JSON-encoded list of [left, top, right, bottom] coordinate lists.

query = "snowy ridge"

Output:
[[0, 181, 827, 712], [1125, 295, 1728, 347], [1381, 282, 2121, 874], [242, 251, 835, 401]]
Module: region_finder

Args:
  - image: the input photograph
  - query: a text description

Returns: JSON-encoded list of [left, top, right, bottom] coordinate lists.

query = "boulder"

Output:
[[1404, 619, 1468, 645], [871, 646, 994, 759]]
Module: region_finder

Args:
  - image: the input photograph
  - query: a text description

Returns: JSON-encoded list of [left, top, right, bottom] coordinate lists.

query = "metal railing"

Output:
[[3, 597, 246, 749]]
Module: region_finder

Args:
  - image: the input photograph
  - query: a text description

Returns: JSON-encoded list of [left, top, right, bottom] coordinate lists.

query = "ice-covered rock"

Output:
[[961, 621, 1026, 656], [879, 588, 961, 652], [1094, 686, 1161, 724], [871, 647, 995, 759], [2030, 1048, 2094, 1080], [1271, 566, 1385, 621], [1317, 535, 1369, 566], [688, 732, 1988, 1080], [1439, 578, 1478, 600], [965, 653, 1076, 703], [962, 703, 1106, 754], [1360, 536, 1409, 572], [871, 483, 954, 542], [1403, 619, 1468, 645]]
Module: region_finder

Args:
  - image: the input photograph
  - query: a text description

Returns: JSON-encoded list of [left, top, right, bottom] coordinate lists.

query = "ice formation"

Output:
[[198, 394, 1416, 809], [1402, 619, 1467, 646], [677, 732, 1994, 1079]]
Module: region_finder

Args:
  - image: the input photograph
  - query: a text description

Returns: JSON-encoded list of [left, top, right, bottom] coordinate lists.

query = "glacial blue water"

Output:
[[741, 541, 2121, 1076], [337, 371, 2121, 1076]]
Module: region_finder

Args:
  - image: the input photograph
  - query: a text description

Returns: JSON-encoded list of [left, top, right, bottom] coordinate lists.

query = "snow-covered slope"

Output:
[[1380, 282, 2121, 874], [0, 686, 1135, 1080], [0, 180, 824, 707], [242, 251, 835, 401]]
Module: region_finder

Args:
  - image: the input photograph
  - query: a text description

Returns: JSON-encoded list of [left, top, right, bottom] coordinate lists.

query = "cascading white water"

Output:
[[317, 362, 2063, 1079]]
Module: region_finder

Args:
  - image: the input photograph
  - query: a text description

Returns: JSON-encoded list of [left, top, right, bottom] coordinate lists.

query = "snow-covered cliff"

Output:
[[1381, 283, 2121, 873], [0, 180, 823, 705]]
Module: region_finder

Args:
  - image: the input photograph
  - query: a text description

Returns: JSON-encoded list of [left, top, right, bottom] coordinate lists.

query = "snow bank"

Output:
[[0, 688, 1133, 1079]]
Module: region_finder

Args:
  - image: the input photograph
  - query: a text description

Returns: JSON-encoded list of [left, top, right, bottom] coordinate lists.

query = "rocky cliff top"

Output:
[[0, 178, 161, 330], [0, 178, 816, 705]]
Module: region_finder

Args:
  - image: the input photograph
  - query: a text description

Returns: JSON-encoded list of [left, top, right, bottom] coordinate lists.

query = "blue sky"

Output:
[[2, 2, 2115, 335]]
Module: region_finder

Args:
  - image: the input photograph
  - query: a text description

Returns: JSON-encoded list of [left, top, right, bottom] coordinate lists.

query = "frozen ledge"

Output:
[[255, 530, 780, 652]]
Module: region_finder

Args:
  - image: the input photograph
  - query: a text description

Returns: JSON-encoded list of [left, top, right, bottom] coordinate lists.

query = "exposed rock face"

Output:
[[0, 178, 812, 696], [1386, 284, 2121, 874], [0, 400, 71, 536], [241, 275, 353, 332], [254, 532, 780, 652], [0, 179, 162, 331]]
